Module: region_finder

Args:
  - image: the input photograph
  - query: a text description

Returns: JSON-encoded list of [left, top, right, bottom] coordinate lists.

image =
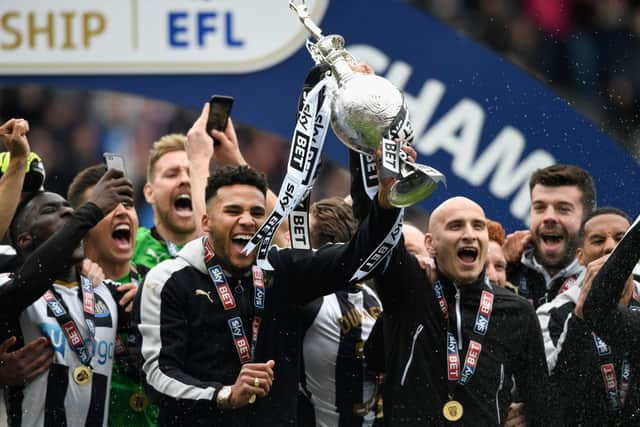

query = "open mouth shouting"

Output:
[[230, 234, 252, 256], [173, 193, 193, 219], [457, 246, 479, 266], [539, 230, 565, 253], [112, 223, 133, 251]]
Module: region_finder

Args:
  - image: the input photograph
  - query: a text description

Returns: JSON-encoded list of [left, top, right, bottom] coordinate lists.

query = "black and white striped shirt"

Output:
[[2, 281, 117, 427], [302, 283, 382, 427]]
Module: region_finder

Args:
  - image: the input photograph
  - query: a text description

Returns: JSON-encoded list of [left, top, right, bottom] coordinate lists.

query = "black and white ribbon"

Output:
[[243, 77, 334, 269], [349, 209, 403, 282], [349, 102, 415, 279]]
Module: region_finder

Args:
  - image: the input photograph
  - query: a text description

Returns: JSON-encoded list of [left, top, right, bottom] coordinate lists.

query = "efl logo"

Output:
[[0, 1, 330, 75]]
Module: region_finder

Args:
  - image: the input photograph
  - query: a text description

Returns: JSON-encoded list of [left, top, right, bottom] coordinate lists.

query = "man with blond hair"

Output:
[[132, 134, 196, 270]]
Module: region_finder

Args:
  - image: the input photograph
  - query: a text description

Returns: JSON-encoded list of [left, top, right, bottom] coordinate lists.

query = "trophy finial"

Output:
[[289, 0, 323, 40]]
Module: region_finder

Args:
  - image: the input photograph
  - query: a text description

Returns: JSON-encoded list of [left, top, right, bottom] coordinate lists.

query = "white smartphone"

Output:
[[103, 152, 127, 176]]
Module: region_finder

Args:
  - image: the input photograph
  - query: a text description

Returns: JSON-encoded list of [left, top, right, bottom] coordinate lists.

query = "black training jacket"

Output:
[[550, 310, 640, 425], [374, 240, 553, 426], [584, 215, 640, 376], [138, 199, 400, 427]]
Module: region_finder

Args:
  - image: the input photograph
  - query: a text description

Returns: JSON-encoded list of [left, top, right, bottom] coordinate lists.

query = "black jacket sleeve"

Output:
[[513, 303, 555, 426], [0, 202, 104, 318], [373, 235, 424, 314], [583, 216, 640, 360], [272, 197, 401, 306], [349, 150, 372, 222]]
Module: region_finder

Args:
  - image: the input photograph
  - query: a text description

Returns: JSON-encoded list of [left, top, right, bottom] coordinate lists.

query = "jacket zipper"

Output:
[[401, 324, 424, 386], [495, 363, 504, 424], [454, 285, 463, 348]]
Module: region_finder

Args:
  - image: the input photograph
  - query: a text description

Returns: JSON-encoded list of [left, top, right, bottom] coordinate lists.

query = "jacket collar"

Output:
[[436, 269, 494, 299], [177, 237, 253, 279], [177, 238, 207, 274], [521, 247, 584, 288]]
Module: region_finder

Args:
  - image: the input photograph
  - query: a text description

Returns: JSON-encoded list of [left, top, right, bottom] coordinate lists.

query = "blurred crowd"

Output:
[[0, 86, 304, 228], [409, 0, 640, 160]]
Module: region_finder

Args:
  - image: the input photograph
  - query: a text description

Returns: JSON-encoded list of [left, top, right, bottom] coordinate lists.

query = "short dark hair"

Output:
[[529, 164, 596, 216], [8, 191, 42, 249], [205, 165, 267, 202], [310, 197, 357, 248], [579, 207, 631, 242], [67, 164, 107, 208]]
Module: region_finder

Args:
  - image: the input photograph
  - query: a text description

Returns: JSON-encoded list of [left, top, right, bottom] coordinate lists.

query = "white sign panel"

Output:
[[0, 0, 328, 74]]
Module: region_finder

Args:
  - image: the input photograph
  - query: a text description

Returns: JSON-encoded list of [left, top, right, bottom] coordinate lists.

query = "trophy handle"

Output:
[[388, 162, 447, 208], [289, 0, 323, 40]]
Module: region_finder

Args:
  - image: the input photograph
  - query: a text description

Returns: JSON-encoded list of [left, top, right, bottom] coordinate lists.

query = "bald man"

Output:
[[372, 196, 552, 425]]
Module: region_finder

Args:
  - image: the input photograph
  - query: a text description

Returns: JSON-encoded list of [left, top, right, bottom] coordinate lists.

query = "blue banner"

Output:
[[1, 0, 637, 231]]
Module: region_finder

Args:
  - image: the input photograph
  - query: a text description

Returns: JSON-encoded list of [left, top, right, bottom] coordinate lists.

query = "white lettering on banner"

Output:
[[348, 44, 556, 225], [0, 0, 329, 74]]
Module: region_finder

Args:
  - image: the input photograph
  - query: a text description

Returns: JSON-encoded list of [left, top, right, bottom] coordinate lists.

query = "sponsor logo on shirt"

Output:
[[38, 322, 114, 365], [93, 294, 113, 328], [195, 289, 215, 304]]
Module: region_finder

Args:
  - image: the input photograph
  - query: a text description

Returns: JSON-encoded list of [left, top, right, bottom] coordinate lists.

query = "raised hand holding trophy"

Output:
[[243, 1, 445, 275]]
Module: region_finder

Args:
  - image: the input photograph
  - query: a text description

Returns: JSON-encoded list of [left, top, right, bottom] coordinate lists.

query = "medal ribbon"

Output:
[[349, 210, 403, 283], [432, 282, 494, 388], [42, 275, 96, 367], [110, 269, 143, 381], [204, 237, 265, 364], [592, 332, 631, 412]]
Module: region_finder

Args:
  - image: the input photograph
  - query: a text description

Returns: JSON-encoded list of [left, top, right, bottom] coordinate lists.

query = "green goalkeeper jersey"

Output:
[[108, 269, 159, 427], [132, 227, 182, 271]]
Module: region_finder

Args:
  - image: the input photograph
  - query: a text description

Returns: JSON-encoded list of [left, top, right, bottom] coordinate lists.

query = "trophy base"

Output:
[[388, 170, 439, 208]]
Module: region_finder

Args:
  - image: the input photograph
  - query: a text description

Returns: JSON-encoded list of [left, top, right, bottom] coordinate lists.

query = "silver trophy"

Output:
[[290, 0, 445, 207]]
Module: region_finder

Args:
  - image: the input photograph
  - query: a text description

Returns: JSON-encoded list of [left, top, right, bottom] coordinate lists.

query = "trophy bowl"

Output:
[[289, 0, 446, 208], [330, 72, 404, 155]]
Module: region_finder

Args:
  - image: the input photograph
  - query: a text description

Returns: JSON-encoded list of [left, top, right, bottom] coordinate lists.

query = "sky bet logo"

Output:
[[208, 265, 225, 285]]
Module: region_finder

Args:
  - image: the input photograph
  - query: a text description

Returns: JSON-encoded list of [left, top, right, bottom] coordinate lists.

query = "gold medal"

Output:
[[72, 366, 92, 385], [129, 391, 149, 412], [442, 400, 463, 422], [248, 394, 256, 404]]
